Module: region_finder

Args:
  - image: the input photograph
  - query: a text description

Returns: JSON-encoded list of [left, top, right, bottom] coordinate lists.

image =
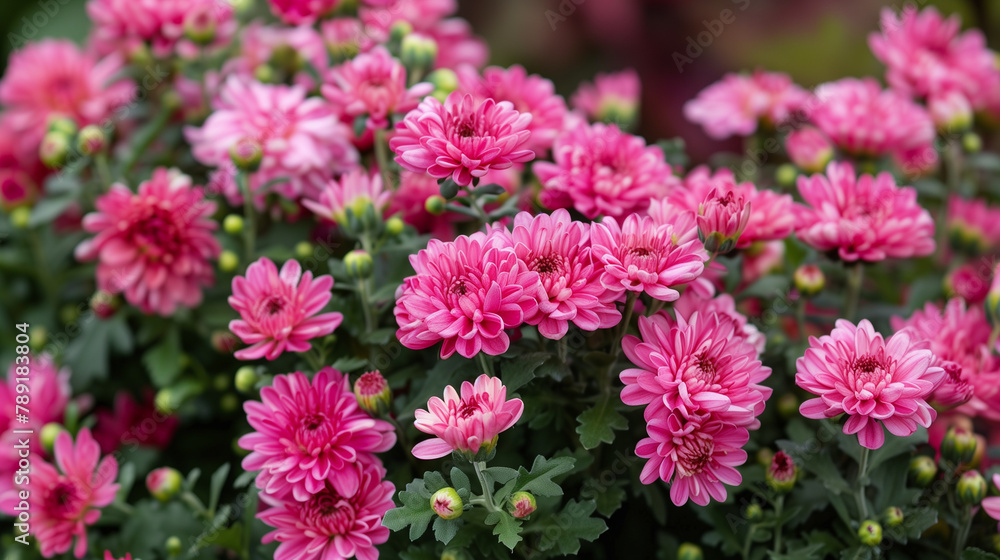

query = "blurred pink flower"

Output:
[[87, 0, 235, 58], [186, 77, 358, 206], [267, 0, 340, 25], [0, 354, 70, 433], [571, 69, 640, 126], [224, 22, 328, 89], [390, 92, 534, 187], [323, 46, 433, 131], [674, 291, 765, 354], [0, 115, 46, 210], [457, 64, 568, 156], [427, 18, 489, 69], [797, 319, 944, 450], [684, 70, 809, 139], [536, 122, 678, 219], [75, 169, 220, 316], [394, 232, 542, 358], [741, 240, 785, 287], [793, 162, 936, 262], [358, 0, 488, 69], [784, 126, 833, 173], [387, 171, 460, 239], [303, 169, 390, 225], [411, 374, 523, 459], [92, 390, 179, 454], [240, 368, 395, 501], [321, 18, 375, 59], [104, 552, 132, 560], [590, 214, 707, 301], [947, 195, 1000, 252], [259, 460, 394, 560], [229, 257, 343, 361], [635, 409, 748, 506], [945, 264, 990, 305], [983, 474, 1000, 524]]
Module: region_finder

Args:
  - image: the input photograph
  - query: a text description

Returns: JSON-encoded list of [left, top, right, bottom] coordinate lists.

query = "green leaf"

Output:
[[512, 455, 576, 497], [777, 438, 851, 494], [382, 478, 435, 541], [500, 352, 548, 392], [208, 463, 230, 516], [768, 543, 825, 560], [432, 516, 461, 545], [424, 471, 448, 493], [28, 195, 76, 226], [116, 463, 136, 502], [450, 467, 471, 492], [331, 356, 370, 372], [962, 548, 1000, 560], [485, 510, 523, 550], [535, 499, 608, 555], [143, 327, 183, 387], [484, 466, 519, 486], [575, 392, 628, 449]]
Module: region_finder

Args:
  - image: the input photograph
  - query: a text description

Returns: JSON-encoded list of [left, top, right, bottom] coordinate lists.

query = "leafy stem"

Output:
[[952, 505, 972, 559], [236, 171, 256, 264], [855, 446, 870, 520], [844, 261, 864, 323], [374, 127, 394, 191], [741, 523, 758, 560], [473, 461, 498, 512], [773, 494, 785, 555]]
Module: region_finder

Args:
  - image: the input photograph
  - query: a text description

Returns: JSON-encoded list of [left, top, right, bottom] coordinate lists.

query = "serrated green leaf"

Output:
[[513, 455, 576, 498], [485, 510, 523, 550], [432, 516, 462, 545], [143, 327, 183, 387], [383, 478, 435, 541], [450, 467, 471, 492], [500, 352, 548, 392], [576, 392, 628, 449], [535, 499, 608, 555], [424, 471, 447, 493], [484, 466, 519, 485]]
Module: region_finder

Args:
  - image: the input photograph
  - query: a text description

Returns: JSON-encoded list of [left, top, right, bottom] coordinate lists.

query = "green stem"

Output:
[[29, 229, 56, 299], [953, 507, 972, 559], [796, 297, 808, 341], [844, 262, 864, 323], [181, 491, 210, 519], [742, 524, 757, 560], [990, 324, 1000, 352], [646, 298, 665, 317], [122, 104, 173, 179], [110, 500, 135, 516], [95, 153, 113, 190], [374, 128, 394, 191], [477, 352, 492, 377], [357, 277, 376, 335], [937, 139, 963, 263], [304, 348, 324, 372], [855, 447, 870, 520], [237, 171, 256, 264], [473, 461, 498, 512], [557, 336, 568, 362], [773, 494, 785, 555], [611, 292, 639, 360]]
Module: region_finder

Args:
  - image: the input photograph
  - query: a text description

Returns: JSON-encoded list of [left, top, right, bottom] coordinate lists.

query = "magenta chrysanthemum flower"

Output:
[[303, 170, 390, 225], [696, 189, 751, 255], [0, 40, 132, 151], [621, 312, 772, 428], [674, 291, 765, 354], [809, 78, 935, 160], [869, 6, 1000, 110], [389, 92, 534, 187], [0, 429, 117, 558], [794, 162, 936, 262], [784, 126, 833, 174], [87, 0, 235, 58], [74, 169, 220, 316], [683, 70, 809, 139], [323, 46, 433, 131], [268, 0, 341, 24], [796, 319, 944, 450], [571, 69, 640, 126], [411, 374, 524, 459], [635, 409, 748, 506], [228, 257, 344, 361], [0, 354, 70, 433], [947, 195, 1000, 251], [258, 460, 394, 560], [504, 210, 620, 340], [457, 64, 568, 156], [225, 22, 328, 89], [536, 122, 678, 219], [590, 214, 707, 301], [186, 77, 357, 206], [240, 368, 395, 501], [394, 232, 542, 358]]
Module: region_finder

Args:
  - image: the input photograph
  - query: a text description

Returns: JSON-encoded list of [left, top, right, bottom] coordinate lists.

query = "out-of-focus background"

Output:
[[1, 0, 993, 161]]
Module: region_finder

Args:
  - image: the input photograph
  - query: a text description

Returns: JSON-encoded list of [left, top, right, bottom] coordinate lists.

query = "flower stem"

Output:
[[773, 494, 785, 555], [473, 461, 498, 512], [557, 336, 568, 362], [741, 524, 757, 560], [855, 446, 870, 520], [953, 506, 972, 559], [937, 138, 962, 263], [95, 153, 113, 190], [304, 348, 324, 372], [236, 171, 256, 264], [844, 262, 864, 322], [374, 128, 394, 191], [477, 352, 492, 377], [611, 291, 639, 359], [357, 277, 376, 335], [795, 297, 808, 341]]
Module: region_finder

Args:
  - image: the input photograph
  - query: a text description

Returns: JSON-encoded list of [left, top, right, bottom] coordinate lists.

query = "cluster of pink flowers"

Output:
[[571, 69, 641, 128], [684, 70, 809, 139], [87, 0, 235, 58], [947, 195, 1000, 252]]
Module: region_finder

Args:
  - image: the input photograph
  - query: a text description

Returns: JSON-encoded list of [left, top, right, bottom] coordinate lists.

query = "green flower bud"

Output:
[[677, 542, 703, 560], [386, 215, 405, 236], [219, 250, 239, 273], [76, 125, 106, 156], [963, 132, 982, 154], [957, 470, 987, 505], [39, 132, 70, 168], [439, 179, 460, 200], [220, 393, 239, 413], [425, 195, 447, 215], [147, 467, 183, 502], [440, 550, 471, 560], [775, 163, 798, 188], [858, 520, 883, 547], [344, 249, 374, 280], [508, 491, 537, 518], [235, 366, 259, 393], [295, 241, 313, 260], [155, 389, 176, 415], [390, 21, 414, 44], [430, 487, 463, 520], [47, 117, 77, 136], [40, 423, 65, 454], [756, 448, 774, 468], [908, 456, 937, 488], [28, 326, 47, 351], [777, 393, 799, 419], [9, 206, 31, 229], [400, 34, 437, 76], [884, 506, 904, 528], [745, 503, 763, 521], [229, 139, 263, 172], [223, 214, 244, 234], [183, 8, 216, 45], [254, 64, 277, 84], [427, 68, 458, 102], [90, 290, 120, 319], [941, 426, 978, 466], [354, 371, 391, 416], [270, 44, 304, 75], [165, 535, 183, 556], [766, 451, 797, 493], [793, 264, 825, 297]]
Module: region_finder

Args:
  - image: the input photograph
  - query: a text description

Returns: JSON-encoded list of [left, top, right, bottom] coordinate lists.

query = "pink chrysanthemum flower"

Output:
[[797, 319, 944, 449], [0, 40, 132, 151], [321, 18, 375, 59], [92, 390, 179, 454], [809, 78, 935, 160], [323, 46, 433, 131], [267, 0, 341, 25], [390, 92, 534, 187], [621, 311, 772, 428], [793, 162, 936, 262], [240, 368, 395, 501], [0, 429, 117, 558], [357, 0, 488, 69], [784, 126, 833, 174], [674, 291, 765, 354], [536, 122, 679, 219], [229, 257, 343, 361], [394, 232, 542, 358], [696, 189, 751, 255], [411, 374, 524, 459], [590, 214, 707, 301], [186, 77, 358, 207], [635, 409, 748, 506], [105, 552, 132, 560], [571, 69, 640, 127], [0, 354, 70, 433], [946, 264, 990, 306], [75, 168, 220, 316], [303, 170, 390, 226], [224, 23, 328, 89], [869, 6, 1000, 109], [504, 210, 620, 339], [683, 70, 809, 139], [259, 460, 394, 560], [947, 195, 1000, 252], [457, 65, 568, 156], [87, 0, 235, 58]]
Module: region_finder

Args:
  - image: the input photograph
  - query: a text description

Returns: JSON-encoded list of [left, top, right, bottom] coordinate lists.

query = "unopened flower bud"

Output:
[[400, 33, 438, 76], [858, 520, 882, 547], [229, 139, 263, 172], [439, 180, 459, 199], [766, 451, 797, 493], [155, 389, 176, 415], [386, 215, 405, 236], [220, 393, 239, 412], [47, 117, 77, 137], [775, 163, 798, 187], [884, 506, 904, 528], [776, 393, 799, 419], [9, 206, 31, 229], [390, 21, 414, 44], [941, 426, 978, 466], [235, 366, 259, 393], [785, 126, 832, 174], [184, 6, 217, 45], [219, 250, 239, 272], [946, 264, 989, 305], [929, 91, 972, 133], [677, 543, 703, 560], [509, 491, 536, 518], [957, 470, 987, 505], [254, 64, 277, 84], [223, 214, 244, 234], [40, 423, 65, 454], [147, 467, 183, 502], [165, 535, 183, 557], [908, 455, 937, 488], [39, 132, 70, 168], [354, 371, 391, 416], [745, 503, 763, 521], [963, 132, 982, 154], [29, 326, 47, 351], [295, 241, 313, 260], [697, 189, 750, 255], [344, 249, 373, 280], [430, 487, 463, 520], [211, 331, 239, 354], [76, 125, 106, 156], [756, 448, 774, 467], [425, 195, 447, 215], [427, 68, 458, 102], [794, 264, 825, 297], [90, 290, 120, 319]]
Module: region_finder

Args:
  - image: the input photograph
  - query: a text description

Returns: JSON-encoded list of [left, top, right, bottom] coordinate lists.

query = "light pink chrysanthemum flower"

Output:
[[259, 460, 394, 560], [536, 122, 679, 219], [794, 162, 936, 262], [0, 429, 117, 558], [457, 65, 568, 156], [869, 6, 1000, 109], [590, 214, 707, 302], [303, 170, 390, 225], [240, 368, 395, 501], [784, 126, 833, 173], [635, 409, 748, 506], [229, 257, 343, 361], [683, 70, 809, 139], [224, 23, 328, 89], [75, 169, 220, 316], [696, 189, 751, 255], [323, 46, 433, 131], [646, 199, 719, 298], [621, 311, 772, 428], [797, 319, 944, 450], [505, 210, 620, 339], [809, 78, 935, 160], [390, 92, 534, 187], [947, 195, 1000, 251], [87, 0, 235, 58], [267, 0, 340, 25], [571, 69, 640, 126], [186, 77, 358, 206], [0, 40, 133, 151], [411, 374, 524, 459], [428, 18, 490, 70], [394, 232, 542, 358], [674, 292, 765, 354]]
